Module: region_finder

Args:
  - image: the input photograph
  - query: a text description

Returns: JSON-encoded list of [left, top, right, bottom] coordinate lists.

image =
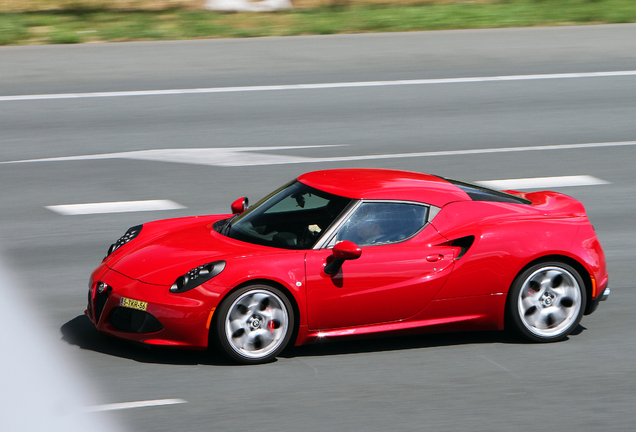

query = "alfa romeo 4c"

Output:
[[87, 169, 608, 364]]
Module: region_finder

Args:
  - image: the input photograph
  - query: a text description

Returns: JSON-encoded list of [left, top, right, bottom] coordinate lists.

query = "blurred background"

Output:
[[1, 0, 502, 11], [2, 0, 636, 44], [1, 1, 636, 431]]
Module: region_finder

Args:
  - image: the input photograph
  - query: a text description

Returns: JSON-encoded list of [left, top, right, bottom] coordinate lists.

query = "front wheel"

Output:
[[214, 285, 294, 364], [508, 262, 586, 342]]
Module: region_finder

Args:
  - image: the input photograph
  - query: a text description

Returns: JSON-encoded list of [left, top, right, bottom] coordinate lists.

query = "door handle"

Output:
[[426, 254, 443, 262]]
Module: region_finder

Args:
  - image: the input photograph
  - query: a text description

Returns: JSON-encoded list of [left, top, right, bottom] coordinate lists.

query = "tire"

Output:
[[214, 284, 294, 364], [508, 262, 586, 343]]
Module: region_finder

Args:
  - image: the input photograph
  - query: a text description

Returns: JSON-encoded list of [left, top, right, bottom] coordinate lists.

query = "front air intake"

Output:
[[110, 307, 163, 333]]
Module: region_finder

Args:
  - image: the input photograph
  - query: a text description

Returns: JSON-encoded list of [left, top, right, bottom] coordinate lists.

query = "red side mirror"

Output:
[[231, 197, 249, 214], [324, 241, 361, 275], [333, 241, 362, 260]]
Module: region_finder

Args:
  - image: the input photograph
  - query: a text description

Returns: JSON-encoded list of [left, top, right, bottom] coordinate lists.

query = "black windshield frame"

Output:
[[224, 181, 352, 250]]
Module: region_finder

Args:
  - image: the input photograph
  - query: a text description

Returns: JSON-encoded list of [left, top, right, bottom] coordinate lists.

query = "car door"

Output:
[[304, 202, 457, 330]]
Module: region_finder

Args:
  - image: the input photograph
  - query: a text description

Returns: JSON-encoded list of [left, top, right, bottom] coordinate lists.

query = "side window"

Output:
[[335, 202, 428, 247]]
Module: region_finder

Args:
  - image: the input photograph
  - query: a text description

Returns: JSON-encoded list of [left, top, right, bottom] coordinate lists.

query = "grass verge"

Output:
[[1, 0, 636, 45]]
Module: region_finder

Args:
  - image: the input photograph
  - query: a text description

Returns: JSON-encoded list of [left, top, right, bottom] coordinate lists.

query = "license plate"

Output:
[[120, 297, 148, 311]]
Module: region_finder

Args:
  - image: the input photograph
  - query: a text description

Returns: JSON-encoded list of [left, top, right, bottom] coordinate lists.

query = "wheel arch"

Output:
[[211, 278, 301, 348]]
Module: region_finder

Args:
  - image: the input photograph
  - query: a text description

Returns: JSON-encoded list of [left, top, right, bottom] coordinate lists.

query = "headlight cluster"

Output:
[[170, 261, 226, 293], [105, 225, 143, 258]]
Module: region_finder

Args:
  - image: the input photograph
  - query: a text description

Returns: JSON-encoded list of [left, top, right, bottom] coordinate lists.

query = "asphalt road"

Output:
[[1, 24, 636, 431]]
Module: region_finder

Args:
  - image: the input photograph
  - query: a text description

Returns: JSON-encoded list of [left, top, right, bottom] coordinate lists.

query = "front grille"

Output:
[[110, 307, 163, 333], [94, 285, 111, 323], [87, 288, 93, 319]]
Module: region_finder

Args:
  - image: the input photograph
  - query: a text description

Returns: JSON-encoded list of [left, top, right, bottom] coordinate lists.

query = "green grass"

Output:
[[1, 0, 636, 45]]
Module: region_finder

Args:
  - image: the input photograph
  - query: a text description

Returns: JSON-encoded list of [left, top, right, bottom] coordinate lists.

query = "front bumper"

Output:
[[87, 265, 221, 349]]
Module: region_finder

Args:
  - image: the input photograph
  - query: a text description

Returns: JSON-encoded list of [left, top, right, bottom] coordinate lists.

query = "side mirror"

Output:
[[231, 197, 249, 214], [324, 241, 362, 275]]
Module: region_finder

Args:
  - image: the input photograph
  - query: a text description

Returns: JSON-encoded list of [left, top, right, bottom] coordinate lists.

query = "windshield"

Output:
[[224, 181, 352, 249]]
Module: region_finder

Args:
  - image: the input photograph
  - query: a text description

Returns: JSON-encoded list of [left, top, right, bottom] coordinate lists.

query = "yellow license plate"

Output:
[[120, 297, 148, 311]]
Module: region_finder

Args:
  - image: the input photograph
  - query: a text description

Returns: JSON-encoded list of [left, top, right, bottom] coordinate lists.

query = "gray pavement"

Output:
[[1, 25, 636, 431], [2, 24, 636, 95]]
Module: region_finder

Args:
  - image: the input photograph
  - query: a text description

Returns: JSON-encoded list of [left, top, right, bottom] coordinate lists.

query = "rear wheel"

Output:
[[215, 284, 294, 364], [508, 262, 586, 342]]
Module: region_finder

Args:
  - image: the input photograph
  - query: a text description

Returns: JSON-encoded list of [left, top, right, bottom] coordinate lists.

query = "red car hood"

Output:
[[104, 215, 284, 285]]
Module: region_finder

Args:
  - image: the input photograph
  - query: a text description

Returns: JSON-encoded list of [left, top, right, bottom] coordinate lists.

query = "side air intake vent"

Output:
[[451, 236, 475, 260]]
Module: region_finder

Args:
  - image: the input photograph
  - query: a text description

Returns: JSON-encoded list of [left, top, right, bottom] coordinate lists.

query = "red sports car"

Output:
[[87, 169, 609, 364]]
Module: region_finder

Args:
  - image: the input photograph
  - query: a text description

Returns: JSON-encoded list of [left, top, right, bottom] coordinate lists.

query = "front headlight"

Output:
[[170, 261, 226, 293], [105, 225, 143, 259]]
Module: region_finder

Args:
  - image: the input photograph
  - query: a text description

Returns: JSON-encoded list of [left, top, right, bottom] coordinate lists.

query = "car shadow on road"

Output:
[[284, 323, 587, 359], [60, 315, 234, 366], [282, 331, 516, 359], [61, 314, 586, 366], [283, 323, 587, 359]]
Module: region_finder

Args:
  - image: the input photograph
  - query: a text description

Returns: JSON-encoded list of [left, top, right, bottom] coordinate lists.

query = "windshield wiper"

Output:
[[221, 214, 239, 236]]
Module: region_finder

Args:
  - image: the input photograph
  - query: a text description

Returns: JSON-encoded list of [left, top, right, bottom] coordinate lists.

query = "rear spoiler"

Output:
[[504, 190, 586, 217]]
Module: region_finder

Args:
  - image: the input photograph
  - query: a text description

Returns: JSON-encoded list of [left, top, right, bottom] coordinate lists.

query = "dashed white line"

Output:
[[45, 199, 185, 215], [475, 175, 610, 190], [2, 70, 636, 102], [85, 398, 187, 412]]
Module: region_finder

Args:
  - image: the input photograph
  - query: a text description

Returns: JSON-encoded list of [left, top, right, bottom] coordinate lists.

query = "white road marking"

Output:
[[45, 200, 185, 215], [2, 70, 636, 102], [278, 140, 636, 166], [85, 398, 187, 412], [1, 145, 339, 166], [4, 140, 635, 167], [475, 175, 610, 190]]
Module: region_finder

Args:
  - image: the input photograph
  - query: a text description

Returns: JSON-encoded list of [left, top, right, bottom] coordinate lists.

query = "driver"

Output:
[[355, 220, 384, 245]]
